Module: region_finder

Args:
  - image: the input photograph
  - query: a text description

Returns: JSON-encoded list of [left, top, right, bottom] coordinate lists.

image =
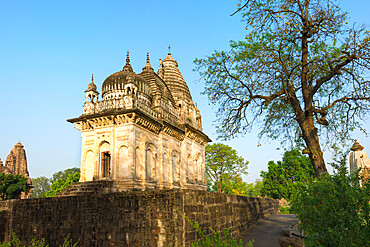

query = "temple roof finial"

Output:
[[142, 52, 153, 71], [123, 50, 133, 72], [126, 50, 130, 64], [351, 139, 364, 151], [168, 44, 171, 55], [87, 73, 97, 92]]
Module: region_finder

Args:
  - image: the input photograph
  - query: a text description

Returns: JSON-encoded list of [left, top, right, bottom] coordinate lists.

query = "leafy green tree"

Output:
[[195, 0, 370, 177], [0, 173, 31, 200], [30, 168, 80, 198], [291, 158, 370, 246], [46, 172, 80, 197], [221, 174, 249, 196], [260, 149, 315, 200], [245, 179, 263, 197], [31, 176, 51, 198], [206, 143, 248, 193], [50, 167, 80, 184]]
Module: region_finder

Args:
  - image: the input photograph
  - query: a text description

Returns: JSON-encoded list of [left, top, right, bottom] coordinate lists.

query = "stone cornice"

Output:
[[162, 122, 185, 141], [69, 109, 211, 145], [185, 124, 212, 145]]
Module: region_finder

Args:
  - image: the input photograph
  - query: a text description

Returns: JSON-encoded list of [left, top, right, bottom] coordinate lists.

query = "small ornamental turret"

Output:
[[85, 74, 99, 103], [158, 59, 164, 78], [195, 104, 202, 130], [123, 51, 133, 72], [142, 52, 154, 72]]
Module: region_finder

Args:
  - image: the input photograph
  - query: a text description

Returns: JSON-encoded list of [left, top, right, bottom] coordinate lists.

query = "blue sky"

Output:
[[1, 0, 369, 183]]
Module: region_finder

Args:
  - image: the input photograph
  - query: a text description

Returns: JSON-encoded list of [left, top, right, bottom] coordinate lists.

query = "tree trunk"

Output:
[[300, 117, 328, 177]]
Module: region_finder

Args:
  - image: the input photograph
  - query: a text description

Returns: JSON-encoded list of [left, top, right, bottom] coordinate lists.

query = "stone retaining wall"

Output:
[[0, 190, 278, 246]]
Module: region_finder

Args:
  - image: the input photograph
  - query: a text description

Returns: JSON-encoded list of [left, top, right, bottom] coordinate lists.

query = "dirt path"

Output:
[[238, 214, 298, 247]]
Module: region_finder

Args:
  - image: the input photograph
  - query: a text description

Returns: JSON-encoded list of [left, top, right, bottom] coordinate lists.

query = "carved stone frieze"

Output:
[[162, 126, 185, 141], [115, 113, 135, 125], [185, 128, 209, 145], [134, 115, 161, 134]]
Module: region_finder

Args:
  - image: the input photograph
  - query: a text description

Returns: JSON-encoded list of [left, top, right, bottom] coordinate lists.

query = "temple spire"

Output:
[[142, 52, 153, 71], [91, 73, 94, 83], [126, 50, 130, 64], [168, 44, 171, 54], [123, 50, 133, 72]]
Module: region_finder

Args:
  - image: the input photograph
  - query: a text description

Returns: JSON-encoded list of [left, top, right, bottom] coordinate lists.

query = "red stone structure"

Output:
[[0, 142, 31, 198]]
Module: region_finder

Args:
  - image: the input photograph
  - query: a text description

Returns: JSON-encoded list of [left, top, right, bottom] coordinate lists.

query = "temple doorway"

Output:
[[101, 151, 111, 178]]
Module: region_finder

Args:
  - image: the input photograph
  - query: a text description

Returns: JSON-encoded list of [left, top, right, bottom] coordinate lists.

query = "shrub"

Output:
[[279, 206, 292, 215], [46, 172, 80, 197], [0, 232, 78, 247], [291, 157, 370, 246], [185, 215, 253, 247]]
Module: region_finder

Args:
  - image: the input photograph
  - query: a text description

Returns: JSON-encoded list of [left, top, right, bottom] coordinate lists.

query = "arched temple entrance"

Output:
[[99, 142, 111, 178], [101, 152, 111, 177]]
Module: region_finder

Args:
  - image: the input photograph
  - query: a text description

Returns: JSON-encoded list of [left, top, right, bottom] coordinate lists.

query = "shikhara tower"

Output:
[[68, 50, 211, 191]]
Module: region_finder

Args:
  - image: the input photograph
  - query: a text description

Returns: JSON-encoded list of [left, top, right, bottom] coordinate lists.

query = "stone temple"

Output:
[[349, 140, 370, 186], [0, 142, 31, 199], [0, 142, 30, 180], [68, 50, 211, 191]]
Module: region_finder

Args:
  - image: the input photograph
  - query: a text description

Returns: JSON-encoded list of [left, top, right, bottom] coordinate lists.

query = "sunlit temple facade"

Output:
[[349, 140, 370, 186], [68, 50, 211, 191]]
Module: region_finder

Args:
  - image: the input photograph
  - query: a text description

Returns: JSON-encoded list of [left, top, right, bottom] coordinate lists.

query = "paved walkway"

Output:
[[238, 214, 298, 247]]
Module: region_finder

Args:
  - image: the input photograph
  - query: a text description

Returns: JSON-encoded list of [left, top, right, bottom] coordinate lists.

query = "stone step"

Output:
[[56, 180, 114, 197]]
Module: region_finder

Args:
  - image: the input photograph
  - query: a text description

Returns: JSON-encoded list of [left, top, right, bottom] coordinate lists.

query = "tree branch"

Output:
[[312, 54, 357, 95]]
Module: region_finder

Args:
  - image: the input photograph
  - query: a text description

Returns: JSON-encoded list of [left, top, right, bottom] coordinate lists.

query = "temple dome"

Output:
[[87, 81, 97, 92], [102, 71, 151, 96], [101, 52, 152, 101]]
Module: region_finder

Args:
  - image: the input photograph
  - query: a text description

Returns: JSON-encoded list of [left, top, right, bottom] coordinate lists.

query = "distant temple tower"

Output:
[[349, 140, 370, 186], [0, 142, 31, 198], [68, 50, 211, 191], [0, 142, 30, 179]]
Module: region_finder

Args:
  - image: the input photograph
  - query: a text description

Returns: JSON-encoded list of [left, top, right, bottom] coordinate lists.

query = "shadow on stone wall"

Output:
[[0, 190, 278, 246]]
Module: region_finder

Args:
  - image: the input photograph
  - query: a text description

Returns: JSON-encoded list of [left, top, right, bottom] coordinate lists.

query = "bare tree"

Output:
[[195, 0, 370, 176]]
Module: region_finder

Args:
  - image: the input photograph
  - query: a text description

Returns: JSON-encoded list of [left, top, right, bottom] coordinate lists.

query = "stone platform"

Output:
[[0, 189, 278, 246]]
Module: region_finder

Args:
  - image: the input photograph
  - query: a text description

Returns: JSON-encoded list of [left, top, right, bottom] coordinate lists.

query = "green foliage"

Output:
[[279, 206, 292, 215], [205, 143, 248, 194], [31, 168, 80, 198], [244, 179, 263, 197], [260, 149, 314, 200], [185, 215, 253, 247], [291, 158, 370, 246], [46, 172, 80, 197], [219, 177, 262, 197], [0, 173, 31, 200], [0, 232, 78, 247], [31, 176, 50, 198], [195, 0, 370, 176], [219, 175, 248, 196], [50, 168, 80, 184]]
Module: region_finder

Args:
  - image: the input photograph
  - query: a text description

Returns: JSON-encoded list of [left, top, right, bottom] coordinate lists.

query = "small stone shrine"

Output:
[[349, 139, 370, 186], [67, 49, 211, 191]]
